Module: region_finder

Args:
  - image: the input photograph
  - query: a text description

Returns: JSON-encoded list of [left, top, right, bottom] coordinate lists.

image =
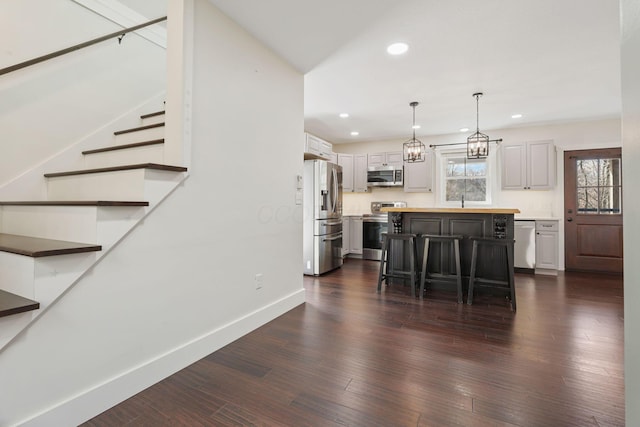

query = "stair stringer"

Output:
[[0, 171, 190, 351]]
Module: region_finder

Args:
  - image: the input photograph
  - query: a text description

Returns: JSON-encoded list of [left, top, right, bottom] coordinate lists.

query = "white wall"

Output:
[[621, 0, 640, 424], [0, 0, 166, 189], [335, 118, 621, 270], [0, 0, 304, 425]]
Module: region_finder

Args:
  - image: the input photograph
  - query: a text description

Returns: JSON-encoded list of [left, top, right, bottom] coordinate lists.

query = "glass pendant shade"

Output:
[[403, 101, 426, 163]]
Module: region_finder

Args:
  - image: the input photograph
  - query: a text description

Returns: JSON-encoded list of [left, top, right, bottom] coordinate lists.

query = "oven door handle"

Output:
[[323, 235, 342, 242], [322, 221, 342, 226]]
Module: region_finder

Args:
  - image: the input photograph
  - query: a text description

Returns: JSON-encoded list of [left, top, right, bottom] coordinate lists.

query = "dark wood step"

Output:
[[82, 139, 164, 155], [0, 289, 39, 318], [44, 163, 187, 178], [0, 201, 149, 207], [141, 111, 165, 120], [0, 233, 101, 257], [114, 122, 164, 136]]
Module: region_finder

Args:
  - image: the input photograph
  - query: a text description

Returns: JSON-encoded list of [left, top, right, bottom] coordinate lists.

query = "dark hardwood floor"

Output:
[[83, 259, 624, 426]]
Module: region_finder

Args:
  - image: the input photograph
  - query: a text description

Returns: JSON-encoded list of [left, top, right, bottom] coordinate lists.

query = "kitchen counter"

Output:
[[382, 207, 521, 214]]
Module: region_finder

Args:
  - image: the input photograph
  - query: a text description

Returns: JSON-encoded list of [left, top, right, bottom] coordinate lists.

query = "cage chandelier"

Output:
[[403, 101, 426, 163], [467, 92, 490, 159]]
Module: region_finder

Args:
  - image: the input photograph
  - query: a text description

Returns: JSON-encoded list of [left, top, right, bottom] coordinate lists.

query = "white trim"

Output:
[[72, 0, 167, 49], [13, 290, 306, 427], [436, 148, 495, 207]]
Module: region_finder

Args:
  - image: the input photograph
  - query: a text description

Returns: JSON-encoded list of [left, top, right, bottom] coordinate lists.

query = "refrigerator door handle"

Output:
[[332, 167, 340, 213]]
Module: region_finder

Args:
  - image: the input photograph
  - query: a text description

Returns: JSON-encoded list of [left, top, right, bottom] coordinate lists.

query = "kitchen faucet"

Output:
[[461, 194, 464, 208]]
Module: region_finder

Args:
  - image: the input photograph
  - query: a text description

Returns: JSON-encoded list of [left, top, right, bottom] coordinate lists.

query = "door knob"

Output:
[[567, 217, 573, 222]]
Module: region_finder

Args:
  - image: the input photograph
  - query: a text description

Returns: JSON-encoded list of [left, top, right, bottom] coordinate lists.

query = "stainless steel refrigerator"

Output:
[[303, 159, 343, 275]]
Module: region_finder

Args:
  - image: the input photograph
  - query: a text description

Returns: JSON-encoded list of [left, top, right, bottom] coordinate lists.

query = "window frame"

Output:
[[436, 148, 494, 207]]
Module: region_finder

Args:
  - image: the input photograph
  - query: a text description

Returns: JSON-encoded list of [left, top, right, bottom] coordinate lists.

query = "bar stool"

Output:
[[467, 237, 516, 311], [419, 234, 463, 303], [377, 233, 419, 297]]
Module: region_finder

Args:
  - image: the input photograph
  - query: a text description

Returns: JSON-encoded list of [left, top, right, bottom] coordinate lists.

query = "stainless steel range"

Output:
[[362, 201, 407, 260]]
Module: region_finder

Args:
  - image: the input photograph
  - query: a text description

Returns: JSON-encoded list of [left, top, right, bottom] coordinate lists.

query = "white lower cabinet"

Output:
[[349, 216, 363, 255], [342, 216, 350, 257], [535, 220, 558, 274]]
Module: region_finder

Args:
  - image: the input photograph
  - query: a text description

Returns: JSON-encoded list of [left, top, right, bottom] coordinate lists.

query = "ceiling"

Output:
[[208, 0, 621, 145], [135, 0, 622, 145]]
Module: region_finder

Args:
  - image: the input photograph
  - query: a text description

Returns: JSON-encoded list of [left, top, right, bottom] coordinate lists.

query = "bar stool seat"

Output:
[[419, 234, 463, 303], [467, 237, 516, 311], [377, 233, 419, 297]]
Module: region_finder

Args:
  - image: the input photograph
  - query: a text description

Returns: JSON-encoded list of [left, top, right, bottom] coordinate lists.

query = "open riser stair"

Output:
[[0, 108, 187, 349]]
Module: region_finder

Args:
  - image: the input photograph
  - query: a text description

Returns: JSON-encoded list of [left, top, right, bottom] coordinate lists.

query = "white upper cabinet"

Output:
[[337, 154, 354, 192], [338, 153, 368, 193], [304, 133, 333, 160], [501, 140, 556, 190], [368, 151, 403, 168], [353, 154, 369, 192], [404, 149, 434, 192]]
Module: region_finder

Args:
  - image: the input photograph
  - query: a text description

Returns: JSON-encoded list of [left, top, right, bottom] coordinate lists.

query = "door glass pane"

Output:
[[599, 187, 621, 214], [599, 159, 621, 186], [575, 157, 622, 215], [577, 187, 599, 213], [576, 159, 598, 186]]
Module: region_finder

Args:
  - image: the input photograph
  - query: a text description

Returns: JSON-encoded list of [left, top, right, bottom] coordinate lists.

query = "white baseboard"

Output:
[[15, 289, 305, 427]]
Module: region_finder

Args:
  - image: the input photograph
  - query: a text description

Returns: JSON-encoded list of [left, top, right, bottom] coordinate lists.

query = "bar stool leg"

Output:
[[377, 234, 388, 293], [453, 238, 463, 304], [419, 237, 430, 300], [409, 237, 416, 298], [467, 240, 479, 305]]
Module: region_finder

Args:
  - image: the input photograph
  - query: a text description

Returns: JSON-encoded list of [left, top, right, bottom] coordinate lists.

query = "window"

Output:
[[576, 158, 622, 214], [441, 154, 490, 205]]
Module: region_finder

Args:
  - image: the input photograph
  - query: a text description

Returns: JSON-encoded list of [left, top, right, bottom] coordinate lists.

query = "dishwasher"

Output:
[[514, 220, 536, 271]]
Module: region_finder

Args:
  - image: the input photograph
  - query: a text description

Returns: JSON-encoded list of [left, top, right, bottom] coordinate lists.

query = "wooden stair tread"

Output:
[[0, 289, 39, 318], [0, 233, 102, 257], [114, 122, 164, 136], [82, 139, 164, 155], [140, 111, 165, 119], [44, 163, 187, 178], [0, 200, 149, 207]]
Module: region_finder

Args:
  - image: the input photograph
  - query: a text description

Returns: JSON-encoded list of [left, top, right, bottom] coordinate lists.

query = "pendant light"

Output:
[[467, 92, 489, 159], [403, 101, 426, 163]]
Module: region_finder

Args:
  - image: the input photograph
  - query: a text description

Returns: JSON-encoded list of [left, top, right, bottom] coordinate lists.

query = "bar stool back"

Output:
[[419, 234, 463, 303], [467, 237, 516, 311], [377, 233, 419, 297]]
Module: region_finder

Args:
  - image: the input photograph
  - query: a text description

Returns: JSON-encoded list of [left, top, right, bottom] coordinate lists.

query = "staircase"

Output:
[[0, 109, 187, 349]]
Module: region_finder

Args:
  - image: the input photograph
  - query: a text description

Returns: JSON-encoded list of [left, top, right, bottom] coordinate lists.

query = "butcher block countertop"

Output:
[[381, 207, 521, 214]]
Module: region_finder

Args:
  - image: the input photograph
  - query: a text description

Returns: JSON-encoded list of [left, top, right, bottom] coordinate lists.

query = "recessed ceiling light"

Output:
[[339, 113, 349, 118], [412, 124, 421, 129], [459, 127, 469, 132], [350, 131, 359, 136], [511, 114, 523, 119], [387, 42, 409, 55]]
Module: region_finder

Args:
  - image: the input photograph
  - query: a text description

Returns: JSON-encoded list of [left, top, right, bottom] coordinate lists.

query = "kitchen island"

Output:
[[381, 207, 520, 296]]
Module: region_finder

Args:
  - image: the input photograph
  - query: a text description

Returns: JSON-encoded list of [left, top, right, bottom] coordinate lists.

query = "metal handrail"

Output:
[[0, 16, 167, 77]]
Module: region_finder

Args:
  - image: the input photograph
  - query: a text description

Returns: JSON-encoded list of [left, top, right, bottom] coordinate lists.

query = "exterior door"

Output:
[[564, 148, 623, 273]]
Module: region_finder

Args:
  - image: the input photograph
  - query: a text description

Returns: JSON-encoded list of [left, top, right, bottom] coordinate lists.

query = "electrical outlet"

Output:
[[255, 273, 263, 290]]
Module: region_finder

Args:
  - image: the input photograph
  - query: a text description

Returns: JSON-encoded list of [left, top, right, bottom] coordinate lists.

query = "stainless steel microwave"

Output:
[[367, 165, 403, 187]]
